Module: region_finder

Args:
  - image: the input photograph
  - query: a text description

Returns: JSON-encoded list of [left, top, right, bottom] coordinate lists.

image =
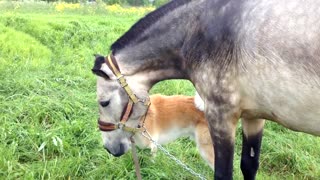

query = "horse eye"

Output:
[[100, 100, 110, 107]]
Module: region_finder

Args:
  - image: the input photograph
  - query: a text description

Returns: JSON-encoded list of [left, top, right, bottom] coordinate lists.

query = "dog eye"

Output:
[[100, 100, 110, 107]]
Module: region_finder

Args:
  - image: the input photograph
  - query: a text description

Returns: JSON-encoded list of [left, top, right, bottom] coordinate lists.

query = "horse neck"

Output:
[[113, 1, 204, 87]]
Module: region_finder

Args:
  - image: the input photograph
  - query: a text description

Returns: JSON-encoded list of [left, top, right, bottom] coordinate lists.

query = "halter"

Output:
[[98, 54, 151, 133]]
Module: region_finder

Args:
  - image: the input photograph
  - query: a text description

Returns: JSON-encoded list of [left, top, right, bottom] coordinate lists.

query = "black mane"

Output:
[[111, 0, 192, 53]]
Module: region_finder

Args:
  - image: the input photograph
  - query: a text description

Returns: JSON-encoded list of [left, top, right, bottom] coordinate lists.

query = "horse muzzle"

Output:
[[103, 142, 127, 157]]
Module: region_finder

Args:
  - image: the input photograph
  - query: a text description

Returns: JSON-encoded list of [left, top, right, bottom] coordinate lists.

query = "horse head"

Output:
[[91, 0, 196, 156], [92, 54, 151, 156]]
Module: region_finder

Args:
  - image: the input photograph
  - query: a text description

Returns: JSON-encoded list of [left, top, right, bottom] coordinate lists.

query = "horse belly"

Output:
[[265, 99, 320, 136], [240, 69, 320, 136]]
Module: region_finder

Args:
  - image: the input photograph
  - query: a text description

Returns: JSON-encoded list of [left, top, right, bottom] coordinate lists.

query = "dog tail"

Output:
[[194, 91, 205, 112]]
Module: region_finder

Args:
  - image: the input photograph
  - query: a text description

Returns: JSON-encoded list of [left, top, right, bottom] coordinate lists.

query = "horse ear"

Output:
[[93, 54, 101, 58], [92, 55, 107, 77], [92, 55, 116, 80]]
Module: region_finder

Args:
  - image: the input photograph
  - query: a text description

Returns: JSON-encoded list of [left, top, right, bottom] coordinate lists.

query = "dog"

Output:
[[133, 94, 214, 170]]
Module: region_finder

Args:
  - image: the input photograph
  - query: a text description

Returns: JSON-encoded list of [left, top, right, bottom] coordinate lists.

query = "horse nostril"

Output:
[[103, 144, 125, 157], [113, 143, 126, 157], [100, 100, 110, 107], [119, 143, 125, 153]]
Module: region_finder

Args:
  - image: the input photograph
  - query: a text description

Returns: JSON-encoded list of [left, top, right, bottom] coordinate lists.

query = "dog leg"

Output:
[[147, 134, 158, 163], [150, 143, 157, 156], [195, 122, 215, 170]]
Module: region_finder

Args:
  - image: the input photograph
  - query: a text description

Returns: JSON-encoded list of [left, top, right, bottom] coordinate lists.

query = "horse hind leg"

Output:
[[241, 118, 265, 180]]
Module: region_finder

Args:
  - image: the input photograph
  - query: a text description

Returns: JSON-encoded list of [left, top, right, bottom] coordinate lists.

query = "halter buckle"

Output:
[[139, 98, 151, 106], [117, 75, 128, 87]]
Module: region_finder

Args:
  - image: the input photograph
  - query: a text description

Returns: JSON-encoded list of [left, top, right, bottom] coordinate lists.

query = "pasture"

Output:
[[0, 2, 319, 179]]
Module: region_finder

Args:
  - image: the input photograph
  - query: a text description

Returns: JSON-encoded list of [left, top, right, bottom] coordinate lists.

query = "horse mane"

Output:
[[111, 0, 192, 53]]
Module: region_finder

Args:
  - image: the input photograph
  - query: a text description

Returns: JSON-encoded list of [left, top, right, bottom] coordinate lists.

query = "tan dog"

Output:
[[133, 94, 214, 169]]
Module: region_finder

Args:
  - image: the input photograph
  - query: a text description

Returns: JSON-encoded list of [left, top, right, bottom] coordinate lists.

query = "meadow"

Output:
[[0, 1, 319, 179]]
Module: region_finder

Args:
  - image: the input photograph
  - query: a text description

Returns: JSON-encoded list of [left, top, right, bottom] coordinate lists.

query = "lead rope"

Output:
[[130, 136, 142, 180], [141, 129, 207, 180]]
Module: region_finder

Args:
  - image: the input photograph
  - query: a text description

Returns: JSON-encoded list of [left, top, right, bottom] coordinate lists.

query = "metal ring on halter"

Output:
[[117, 122, 125, 130]]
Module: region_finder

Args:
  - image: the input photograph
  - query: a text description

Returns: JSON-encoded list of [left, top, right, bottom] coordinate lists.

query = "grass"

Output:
[[0, 1, 319, 179]]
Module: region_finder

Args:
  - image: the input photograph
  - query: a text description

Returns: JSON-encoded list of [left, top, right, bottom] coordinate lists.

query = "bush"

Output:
[[153, 0, 169, 7]]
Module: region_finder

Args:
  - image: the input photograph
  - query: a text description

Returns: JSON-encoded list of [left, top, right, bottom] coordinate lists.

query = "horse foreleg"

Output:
[[206, 105, 239, 180], [240, 118, 265, 180]]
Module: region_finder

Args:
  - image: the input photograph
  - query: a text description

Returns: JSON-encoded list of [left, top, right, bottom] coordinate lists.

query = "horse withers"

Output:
[[92, 0, 320, 179]]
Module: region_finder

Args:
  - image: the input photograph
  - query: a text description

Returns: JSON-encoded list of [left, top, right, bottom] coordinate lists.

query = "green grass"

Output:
[[0, 2, 319, 179]]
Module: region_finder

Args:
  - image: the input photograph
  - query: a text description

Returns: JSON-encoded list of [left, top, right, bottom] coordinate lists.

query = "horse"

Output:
[[91, 0, 320, 179]]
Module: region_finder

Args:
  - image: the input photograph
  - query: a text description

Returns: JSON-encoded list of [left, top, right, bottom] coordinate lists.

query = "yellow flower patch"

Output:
[[54, 2, 155, 15], [55, 2, 81, 12]]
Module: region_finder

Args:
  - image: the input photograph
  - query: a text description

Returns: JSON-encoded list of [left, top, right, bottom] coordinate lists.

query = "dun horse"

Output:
[[92, 0, 320, 179]]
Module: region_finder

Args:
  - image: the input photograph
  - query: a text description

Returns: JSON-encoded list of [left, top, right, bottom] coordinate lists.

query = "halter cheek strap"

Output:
[[106, 55, 139, 103]]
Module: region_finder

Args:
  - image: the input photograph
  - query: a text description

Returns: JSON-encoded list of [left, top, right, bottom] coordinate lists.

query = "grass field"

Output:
[[0, 2, 319, 179]]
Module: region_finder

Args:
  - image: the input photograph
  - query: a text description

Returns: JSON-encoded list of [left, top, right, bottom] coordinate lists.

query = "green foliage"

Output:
[[38, 0, 167, 6], [101, 0, 168, 6], [153, 0, 169, 7], [102, 0, 126, 5], [0, 2, 319, 180]]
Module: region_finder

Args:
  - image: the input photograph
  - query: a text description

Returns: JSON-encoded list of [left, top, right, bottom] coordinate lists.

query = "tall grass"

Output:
[[0, 2, 319, 179]]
